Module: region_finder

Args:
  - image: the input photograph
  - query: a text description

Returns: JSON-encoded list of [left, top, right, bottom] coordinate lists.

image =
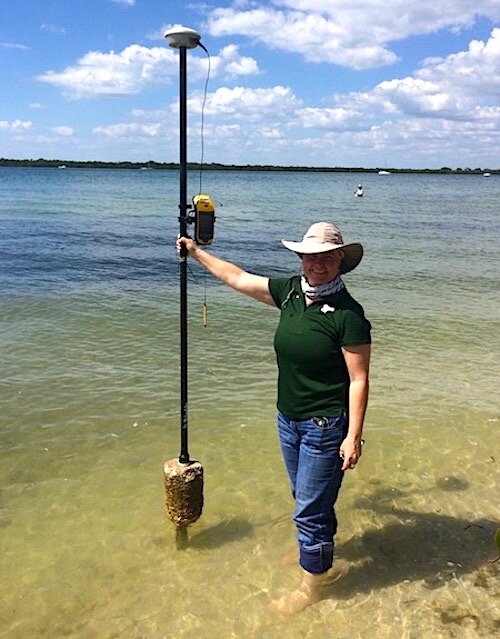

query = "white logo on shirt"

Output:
[[321, 304, 336, 314]]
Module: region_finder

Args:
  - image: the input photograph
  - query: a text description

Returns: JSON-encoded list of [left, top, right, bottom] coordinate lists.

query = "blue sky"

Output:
[[1, 0, 499, 168]]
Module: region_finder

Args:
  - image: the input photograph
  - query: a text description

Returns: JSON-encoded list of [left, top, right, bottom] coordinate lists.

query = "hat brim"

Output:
[[281, 240, 363, 274]]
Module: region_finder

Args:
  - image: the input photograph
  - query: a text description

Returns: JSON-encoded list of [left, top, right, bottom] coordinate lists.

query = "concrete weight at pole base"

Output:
[[164, 459, 204, 526]]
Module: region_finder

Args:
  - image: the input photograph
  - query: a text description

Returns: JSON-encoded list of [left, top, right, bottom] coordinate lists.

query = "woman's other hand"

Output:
[[340, 436, 363, 471]]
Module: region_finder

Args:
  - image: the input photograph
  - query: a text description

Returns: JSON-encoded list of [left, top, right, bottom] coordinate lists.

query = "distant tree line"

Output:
[[0, 158, 497, 174]]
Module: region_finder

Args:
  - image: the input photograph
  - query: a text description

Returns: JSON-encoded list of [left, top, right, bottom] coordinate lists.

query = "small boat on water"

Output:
[[378, 170, 391, 175], [58, 165, 67, 169], [483, 172, 491, 177]]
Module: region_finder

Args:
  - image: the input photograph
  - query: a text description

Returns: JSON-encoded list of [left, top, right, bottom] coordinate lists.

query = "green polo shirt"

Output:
[[268, 276, 371, 419]]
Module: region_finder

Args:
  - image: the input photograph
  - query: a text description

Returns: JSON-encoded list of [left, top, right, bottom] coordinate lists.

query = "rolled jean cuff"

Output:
[[299, 542, 334, 574]]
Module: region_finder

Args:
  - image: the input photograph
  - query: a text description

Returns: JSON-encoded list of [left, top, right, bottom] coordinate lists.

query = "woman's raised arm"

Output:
[[177, 236, 276, 307]]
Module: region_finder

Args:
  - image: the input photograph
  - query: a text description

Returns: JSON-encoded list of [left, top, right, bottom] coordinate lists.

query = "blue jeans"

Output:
[[277, 411, 348, 574]]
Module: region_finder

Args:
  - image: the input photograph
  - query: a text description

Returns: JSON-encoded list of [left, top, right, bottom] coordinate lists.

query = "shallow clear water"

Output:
[[1, 167, 499, 638]]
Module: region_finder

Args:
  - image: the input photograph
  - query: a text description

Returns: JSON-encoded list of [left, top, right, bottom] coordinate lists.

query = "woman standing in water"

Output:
[[177, 221, 371, 614]]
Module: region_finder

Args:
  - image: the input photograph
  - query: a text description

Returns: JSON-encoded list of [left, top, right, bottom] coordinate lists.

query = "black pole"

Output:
[[178, 46, 190, 464]]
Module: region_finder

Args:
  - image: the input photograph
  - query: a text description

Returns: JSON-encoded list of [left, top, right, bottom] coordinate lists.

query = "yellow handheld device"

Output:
[[192, 194, 216, 245]]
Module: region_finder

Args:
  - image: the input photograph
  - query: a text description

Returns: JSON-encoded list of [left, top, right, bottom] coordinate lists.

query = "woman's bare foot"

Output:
[[268, 569, 325, 615], [269, 560, 348, 615]]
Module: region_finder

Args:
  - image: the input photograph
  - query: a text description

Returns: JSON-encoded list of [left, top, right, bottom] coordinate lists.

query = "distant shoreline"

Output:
[[0, 158, 497, 175]]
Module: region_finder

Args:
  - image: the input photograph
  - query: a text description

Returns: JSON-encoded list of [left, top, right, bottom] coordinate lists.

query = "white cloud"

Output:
[[211, 44, 260, 78], [261, 127, 284, 139], [187, 85, 301, 119], [37, 44, 260, 98], [206, 0, 500, 69], [76, 25, 499, 167], [0, 42, 29, 50], [206, 6, 395, 69], [212, 124, 241, 138], [93, 122, 162, 137], [0, 119, 32, 131], [30, 102, 44, 109], [130, 108, 167, 119], [328, 28, 500, 124], [295, 107, 360, 130], [111, 0, 136, 6], [38, 46, 177, 98], [418, 27, 500, 102], [257, 26, 500, 165], [83, 86, 300, 160], [52, 126, 74, 136], [40, 24, 66, 35], [278, 0, 500, 37], [184, 24, 499, 165]]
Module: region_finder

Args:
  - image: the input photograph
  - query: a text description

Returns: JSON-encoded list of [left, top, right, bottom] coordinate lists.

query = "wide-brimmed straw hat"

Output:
[[281, 222, 363, 274]]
